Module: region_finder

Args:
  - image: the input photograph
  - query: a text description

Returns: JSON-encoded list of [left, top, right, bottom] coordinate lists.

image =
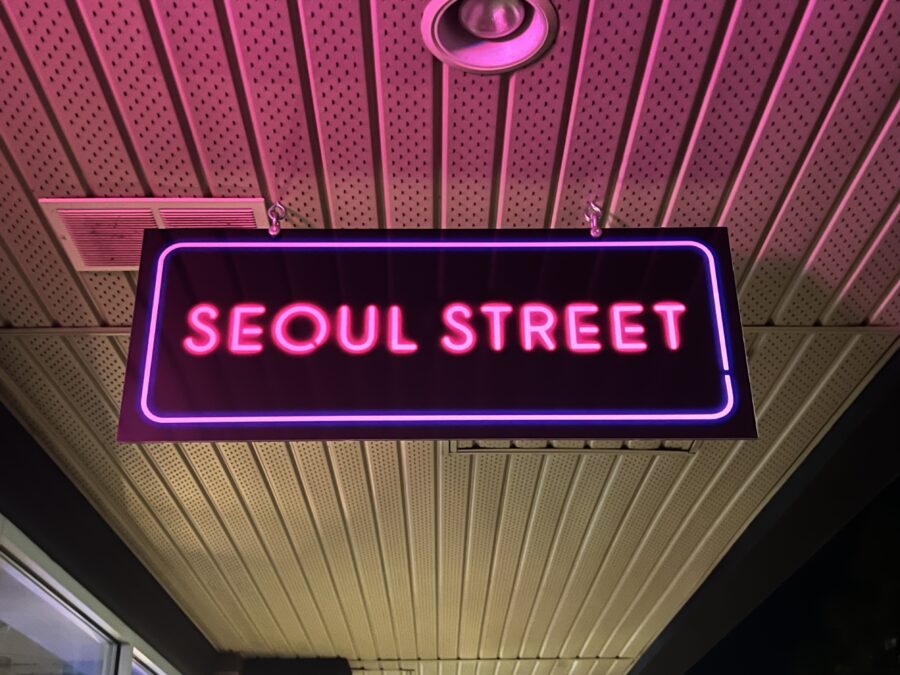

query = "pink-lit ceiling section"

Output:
[[0, 0, 893, 331]]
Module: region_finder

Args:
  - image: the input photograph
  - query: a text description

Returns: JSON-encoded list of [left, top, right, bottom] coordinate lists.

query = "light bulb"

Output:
[[458, 0, 526, 39]]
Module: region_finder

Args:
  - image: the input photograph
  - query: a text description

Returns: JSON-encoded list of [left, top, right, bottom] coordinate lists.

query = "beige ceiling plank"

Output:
[[458, 455, 509, 657], [576, 450, 717, 656], [253, 441, 359, 657], [218, 442, 333, 653], [533, 456, 651, 657], [512, 456, 615, 657], [478, 455, 543, 656], [497, 455, 580, 658], [364, 441, 419, 657], [58, 335, 267, 649], [329, 441, 402, 655], [400, 441, 439, 658], [557, 456, 689, 657], [438, 453, 471, 657], [291, 441, 380, 659], [174, 441, 305, 654]]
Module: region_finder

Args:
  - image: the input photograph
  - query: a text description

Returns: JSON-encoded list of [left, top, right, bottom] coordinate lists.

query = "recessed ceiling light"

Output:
[[421, 0, 558, 75]]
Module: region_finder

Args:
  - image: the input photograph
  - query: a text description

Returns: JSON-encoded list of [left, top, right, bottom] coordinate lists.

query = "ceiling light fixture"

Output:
[[421, 0, 558, 74]]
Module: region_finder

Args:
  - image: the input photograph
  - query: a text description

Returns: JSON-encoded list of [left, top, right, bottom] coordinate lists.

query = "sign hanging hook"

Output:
[[583, 201, 604, 238], [267, 201, 287, 237]]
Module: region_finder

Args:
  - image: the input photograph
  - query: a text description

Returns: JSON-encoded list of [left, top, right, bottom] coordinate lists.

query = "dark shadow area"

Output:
[[689, 471, 900, 674], [632, 351, 900, 675]]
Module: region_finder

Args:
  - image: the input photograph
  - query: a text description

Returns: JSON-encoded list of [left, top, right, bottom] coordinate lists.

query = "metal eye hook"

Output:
[[584, 201, 604, 238], [267, 201, 287, 237]]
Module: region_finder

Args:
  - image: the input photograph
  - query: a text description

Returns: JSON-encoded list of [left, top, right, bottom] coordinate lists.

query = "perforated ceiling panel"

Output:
[[0, 1, 897, 674]]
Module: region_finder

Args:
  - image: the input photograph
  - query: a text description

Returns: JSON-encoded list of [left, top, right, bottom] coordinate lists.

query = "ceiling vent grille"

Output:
[[40, 198, 267, 271]]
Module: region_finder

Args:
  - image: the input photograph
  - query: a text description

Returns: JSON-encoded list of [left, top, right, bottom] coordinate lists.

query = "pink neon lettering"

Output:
[[441, 303, 476, 354], [480, 302, 513, 351], [653, 301, 686, 350], [271, 303, 330, 355], [610, 302, 647, 353], [336, 305, 379, 354], [387, 306, 418, 354], [228, 303, 265, 354], [520, 303, 557, 351], [564, 303, 601, 353], [183, 303, 221, 356]]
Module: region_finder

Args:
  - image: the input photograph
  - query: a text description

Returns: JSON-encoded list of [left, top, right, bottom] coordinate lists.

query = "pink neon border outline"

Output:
[[139, 240, 734, 424]]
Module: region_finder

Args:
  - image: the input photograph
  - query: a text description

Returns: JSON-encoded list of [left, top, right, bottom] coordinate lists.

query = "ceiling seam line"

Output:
[[617, 333, 821, 655], [709, 0, 817, 230], [543, 0, 594, 229], [64, 0, 152, 197], [601, 0, 669, 227], [285, 0, 334, 228], [61, 336, 263, 647], [438, 64, 451, 230], [869, 274, 900, 325], [0, 3, 93, 195], [587, 455, 697, 657], [495, 455, 554, 656], [772, 90, 900, 321], [819, 196, 900, 324], [0, 137, 106, 325], [397, 442, 422, 656], [488, 73, 514, 229], [208, 440, 314, 652], [358, 0, 390, 229], [433, 440, 443, 659], [736, 0, 893, 293], [530, 456, 624, 658], [213, 1, 276, 204], [431, 58, 444, 230], [321, 442, 386, 658], [453, 454, 479, 656], [549, 457, 656, 658], [474, 455, 514, 656], [12, 336, 251, 645], [656, 0, 743, 229], [136, 0, 209, 196], [359, 442, 405, 657], [286, 440, 371, 658], [247, 440, 342, 655]]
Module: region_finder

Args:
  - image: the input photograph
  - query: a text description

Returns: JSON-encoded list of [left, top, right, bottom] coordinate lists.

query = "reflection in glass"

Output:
[[0, 554, 115, 675]]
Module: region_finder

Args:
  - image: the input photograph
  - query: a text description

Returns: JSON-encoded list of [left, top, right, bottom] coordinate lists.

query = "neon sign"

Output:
[[119, 229, 756, 441]]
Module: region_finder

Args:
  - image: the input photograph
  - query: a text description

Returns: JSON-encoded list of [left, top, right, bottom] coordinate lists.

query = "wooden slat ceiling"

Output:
[[0, 1, 897, 674]]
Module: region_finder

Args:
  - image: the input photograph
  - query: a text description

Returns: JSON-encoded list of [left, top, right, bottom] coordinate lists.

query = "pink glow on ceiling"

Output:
[[0, 0, 894, 331]]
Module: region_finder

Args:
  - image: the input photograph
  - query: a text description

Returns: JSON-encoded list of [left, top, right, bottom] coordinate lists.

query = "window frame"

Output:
[[0, 512, 180, 675]]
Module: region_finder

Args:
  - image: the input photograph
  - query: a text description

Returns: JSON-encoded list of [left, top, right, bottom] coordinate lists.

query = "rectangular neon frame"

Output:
[[139, 239, 735, 426]]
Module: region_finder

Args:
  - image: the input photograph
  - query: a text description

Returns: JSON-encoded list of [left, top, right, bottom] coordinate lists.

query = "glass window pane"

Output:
[[0, 554, 116, 675]]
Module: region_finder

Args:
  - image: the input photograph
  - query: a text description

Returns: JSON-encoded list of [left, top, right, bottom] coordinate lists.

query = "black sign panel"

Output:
[[119, 228, 756, 441]]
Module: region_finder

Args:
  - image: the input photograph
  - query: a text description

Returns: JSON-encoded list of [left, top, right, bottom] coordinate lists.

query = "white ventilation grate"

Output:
[[39, 198, 267, 271], [57, 208, 155, 269]]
